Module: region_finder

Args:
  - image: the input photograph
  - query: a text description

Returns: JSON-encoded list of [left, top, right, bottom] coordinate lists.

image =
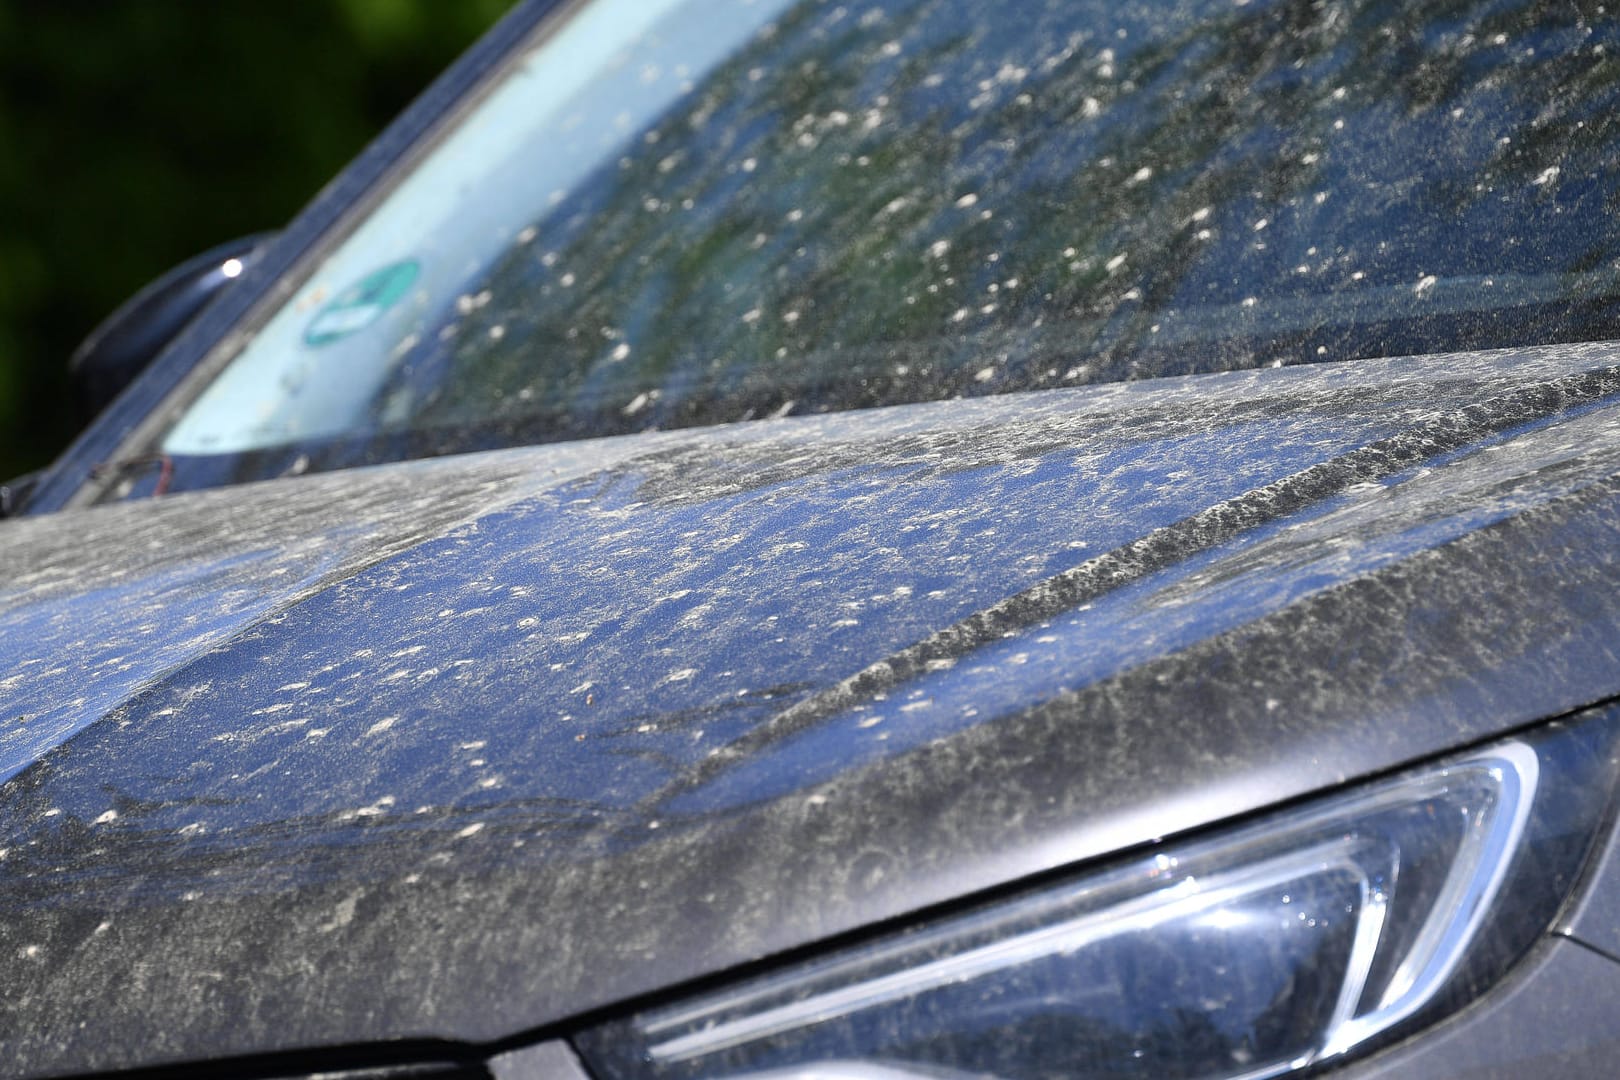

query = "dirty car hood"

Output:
[[9, 346, 1620, 1073]]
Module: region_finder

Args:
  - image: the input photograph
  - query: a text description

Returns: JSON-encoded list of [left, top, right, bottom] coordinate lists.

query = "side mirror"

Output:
[[69, 232, 276, 418], [0, 471, 38, 519]]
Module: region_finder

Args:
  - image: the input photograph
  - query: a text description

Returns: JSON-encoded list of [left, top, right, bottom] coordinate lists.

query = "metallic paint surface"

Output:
[[5, 346, 1620, 1073]]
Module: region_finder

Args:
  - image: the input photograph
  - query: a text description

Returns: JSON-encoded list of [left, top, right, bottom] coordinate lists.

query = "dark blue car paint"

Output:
[[6, 345, 1620, 1073], [15, 0, 1620, 1072]]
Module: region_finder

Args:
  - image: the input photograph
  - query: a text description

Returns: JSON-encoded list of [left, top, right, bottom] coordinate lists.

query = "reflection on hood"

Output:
[[8, 346, 1620, 1074]]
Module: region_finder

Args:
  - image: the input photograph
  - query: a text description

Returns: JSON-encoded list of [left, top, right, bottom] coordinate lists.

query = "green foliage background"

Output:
[[0, 0, 511, 482]]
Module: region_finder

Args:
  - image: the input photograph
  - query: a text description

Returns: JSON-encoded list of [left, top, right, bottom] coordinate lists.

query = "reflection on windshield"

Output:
[[147, 0, 1620, 495]]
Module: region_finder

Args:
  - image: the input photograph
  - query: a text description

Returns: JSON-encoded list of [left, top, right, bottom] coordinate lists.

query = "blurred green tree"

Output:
[[0, 0, 511, 481]]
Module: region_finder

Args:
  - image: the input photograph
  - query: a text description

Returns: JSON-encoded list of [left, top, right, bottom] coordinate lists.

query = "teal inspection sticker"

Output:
[[303, 259, 421, 347]]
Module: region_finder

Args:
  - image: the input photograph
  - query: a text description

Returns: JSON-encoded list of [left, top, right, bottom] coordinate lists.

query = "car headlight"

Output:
[[577, 712, 1620, 1080]]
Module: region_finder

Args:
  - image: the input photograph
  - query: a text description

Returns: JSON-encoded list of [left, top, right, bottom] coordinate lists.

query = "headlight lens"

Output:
[[578, 714, 1620, 1080]]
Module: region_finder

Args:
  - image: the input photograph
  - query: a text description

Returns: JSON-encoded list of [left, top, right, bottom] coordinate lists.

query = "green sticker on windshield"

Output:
[[304, 259, 420, 347]]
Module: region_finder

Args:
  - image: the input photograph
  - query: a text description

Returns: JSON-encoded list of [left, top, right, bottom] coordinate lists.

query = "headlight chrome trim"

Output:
[[578, 717, 1616, 1080]]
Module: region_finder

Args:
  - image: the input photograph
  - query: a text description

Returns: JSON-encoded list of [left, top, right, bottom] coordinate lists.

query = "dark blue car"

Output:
[[9, 0, 1620, 1077]]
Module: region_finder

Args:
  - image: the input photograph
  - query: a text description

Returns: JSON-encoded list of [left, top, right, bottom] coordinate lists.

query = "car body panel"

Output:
[[5, 344, 1620, 1073], [1557, 817, 1620, 961], [1333, 938, 1620, 1079]]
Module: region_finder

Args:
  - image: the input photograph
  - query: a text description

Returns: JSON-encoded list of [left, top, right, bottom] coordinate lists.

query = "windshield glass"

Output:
[[127, 0, 1620, 495]]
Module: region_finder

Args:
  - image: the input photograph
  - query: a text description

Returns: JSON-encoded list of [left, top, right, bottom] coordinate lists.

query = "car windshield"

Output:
[[118, 0, 1620, 495]]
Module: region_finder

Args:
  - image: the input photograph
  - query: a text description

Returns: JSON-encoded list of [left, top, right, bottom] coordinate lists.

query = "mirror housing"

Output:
[[0, 471, 38, 520], [69, 233, 275, 418]]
